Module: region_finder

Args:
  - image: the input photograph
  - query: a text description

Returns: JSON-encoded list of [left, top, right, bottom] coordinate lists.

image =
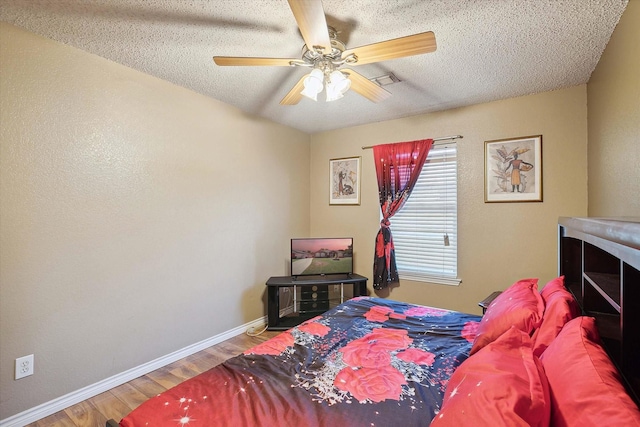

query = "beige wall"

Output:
[[0, 23, 310, 419], [587, 0, 640, 217], [310, 86, 588, 313]]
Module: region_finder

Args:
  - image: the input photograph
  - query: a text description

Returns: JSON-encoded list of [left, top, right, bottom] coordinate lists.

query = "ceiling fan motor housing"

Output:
[[301, 26, 348, 68]]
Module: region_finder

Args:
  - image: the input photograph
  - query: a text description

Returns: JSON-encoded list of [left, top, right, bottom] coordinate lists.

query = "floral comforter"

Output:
[[119, 297, 481, 427]]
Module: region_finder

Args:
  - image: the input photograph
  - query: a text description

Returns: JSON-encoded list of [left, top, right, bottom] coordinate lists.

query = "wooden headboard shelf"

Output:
[[558, 217, 640, 405]]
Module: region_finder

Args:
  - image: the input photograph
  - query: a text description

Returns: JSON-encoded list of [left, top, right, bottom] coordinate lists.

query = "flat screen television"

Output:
[[291, 238, 353, 277]]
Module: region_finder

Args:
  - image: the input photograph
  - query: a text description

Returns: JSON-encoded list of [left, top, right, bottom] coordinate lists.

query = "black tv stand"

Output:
[[291, 273, 353, 282], [266, 273, 368, 330]]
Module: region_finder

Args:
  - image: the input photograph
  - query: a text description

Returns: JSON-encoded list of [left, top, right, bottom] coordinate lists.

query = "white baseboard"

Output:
[[0, 316, 267, 427]]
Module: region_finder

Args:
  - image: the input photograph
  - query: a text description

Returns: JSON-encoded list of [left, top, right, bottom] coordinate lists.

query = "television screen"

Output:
[[291, 238, 353, 277]]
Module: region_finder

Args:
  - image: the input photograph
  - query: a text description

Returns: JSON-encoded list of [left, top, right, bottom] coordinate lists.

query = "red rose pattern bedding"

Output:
[[118, 297, 481, 427]]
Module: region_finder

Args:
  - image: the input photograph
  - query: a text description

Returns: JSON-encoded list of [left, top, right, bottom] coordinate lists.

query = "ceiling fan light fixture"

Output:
[[301, 69, 324, 101], [325, 70, 351, 102], [329, 70, 350, 91], [301, 87, 319, 101], [325, 84, 344, 102]]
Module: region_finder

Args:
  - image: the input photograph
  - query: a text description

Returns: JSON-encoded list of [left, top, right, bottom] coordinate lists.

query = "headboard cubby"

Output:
[[558, 217, 640, 405]]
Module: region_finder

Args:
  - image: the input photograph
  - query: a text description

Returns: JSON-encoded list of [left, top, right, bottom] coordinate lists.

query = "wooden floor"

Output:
[[26, 330, 281, 427]]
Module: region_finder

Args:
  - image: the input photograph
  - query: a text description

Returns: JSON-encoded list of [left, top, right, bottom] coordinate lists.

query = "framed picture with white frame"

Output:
[[329, 156, 361, 205], [484, 135, 542, 203]]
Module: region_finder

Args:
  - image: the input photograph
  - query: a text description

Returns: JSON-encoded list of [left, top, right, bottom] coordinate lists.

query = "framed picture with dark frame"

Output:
[[329, 156, 361, 205], [484, 135, 542, 203]]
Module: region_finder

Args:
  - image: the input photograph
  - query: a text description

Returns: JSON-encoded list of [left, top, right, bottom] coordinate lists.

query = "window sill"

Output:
[[398, 273, 461, 286]]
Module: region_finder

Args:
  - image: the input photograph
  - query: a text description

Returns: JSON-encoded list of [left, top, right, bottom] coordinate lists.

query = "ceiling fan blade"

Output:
[[342, 31, 436, 65], [287, 0, 332, 54], [342, 69, 392, 103], [213, 56, 300, 66], [280, 74, 309, 105]]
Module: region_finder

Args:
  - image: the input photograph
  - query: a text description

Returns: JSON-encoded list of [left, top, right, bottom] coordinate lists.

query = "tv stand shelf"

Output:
[[266, 274, 368, 330]]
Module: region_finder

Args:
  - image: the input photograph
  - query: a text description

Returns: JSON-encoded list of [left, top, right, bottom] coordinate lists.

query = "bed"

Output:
[[111, 296, 480, 426], [108, 218, 640, 426]]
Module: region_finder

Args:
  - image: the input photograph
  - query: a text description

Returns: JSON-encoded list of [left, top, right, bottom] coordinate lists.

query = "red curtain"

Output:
[[372, 139, 433, 289]]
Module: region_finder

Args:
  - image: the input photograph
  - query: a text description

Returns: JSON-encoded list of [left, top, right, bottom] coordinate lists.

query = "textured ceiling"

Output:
[[0, 0, 628, 134]]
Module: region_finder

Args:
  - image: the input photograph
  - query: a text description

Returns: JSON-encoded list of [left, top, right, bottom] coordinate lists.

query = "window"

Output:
[[390, 142, 459, 285]]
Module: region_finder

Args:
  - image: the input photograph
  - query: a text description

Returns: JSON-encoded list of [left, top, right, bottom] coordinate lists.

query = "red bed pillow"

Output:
[[531, 277, 580, 356], [540, 275, 568, 301], [540, 316, 640, 427], [431, 326, 550, 427], [470, 278, 544, 355]]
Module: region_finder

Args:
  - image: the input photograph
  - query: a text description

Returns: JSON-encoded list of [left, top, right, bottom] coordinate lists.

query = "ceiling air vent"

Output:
[[370, 73, 401, 86]]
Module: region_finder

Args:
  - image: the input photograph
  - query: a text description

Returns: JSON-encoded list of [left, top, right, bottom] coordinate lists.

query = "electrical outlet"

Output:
[[15, 354, 34, 380]]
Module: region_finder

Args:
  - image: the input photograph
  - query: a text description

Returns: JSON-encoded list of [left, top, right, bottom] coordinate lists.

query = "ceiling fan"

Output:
[[213, 0, 436, 105]]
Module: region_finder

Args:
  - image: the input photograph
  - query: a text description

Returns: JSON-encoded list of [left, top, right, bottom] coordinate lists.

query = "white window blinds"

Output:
[[389, 143, 459, 285]]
